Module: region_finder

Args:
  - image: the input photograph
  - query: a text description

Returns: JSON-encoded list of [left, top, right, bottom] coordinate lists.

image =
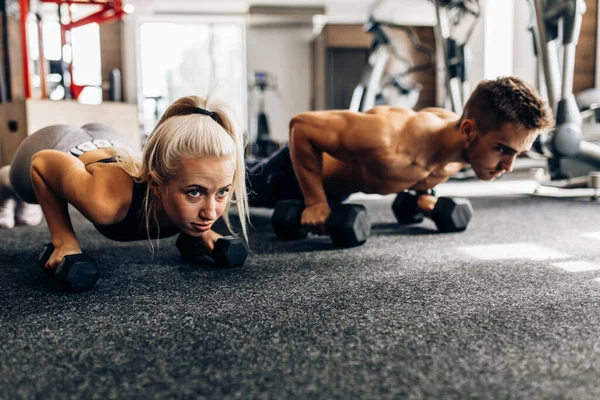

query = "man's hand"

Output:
[[416, 193, 437, 216], [301, 202, 331, 235]]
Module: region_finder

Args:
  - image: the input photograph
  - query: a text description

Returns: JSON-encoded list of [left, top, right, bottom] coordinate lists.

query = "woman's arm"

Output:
[[30, 150, 132, 267]]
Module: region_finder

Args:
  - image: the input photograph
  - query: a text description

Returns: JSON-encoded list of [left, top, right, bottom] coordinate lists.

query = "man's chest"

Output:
[[359, 157, 463, 193]]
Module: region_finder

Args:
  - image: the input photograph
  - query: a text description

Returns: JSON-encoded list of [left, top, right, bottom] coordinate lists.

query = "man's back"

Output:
[[289, 106, 463, 196]]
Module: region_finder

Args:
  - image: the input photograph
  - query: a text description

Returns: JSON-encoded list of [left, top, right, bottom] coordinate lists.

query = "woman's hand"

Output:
[[44, 244, 82, 270], [176, 230, 223, 257], [199, 230, 223, 252]]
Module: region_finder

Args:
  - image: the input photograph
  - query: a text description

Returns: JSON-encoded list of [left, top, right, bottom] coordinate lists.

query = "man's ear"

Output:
[[461, 119, 478, 146]]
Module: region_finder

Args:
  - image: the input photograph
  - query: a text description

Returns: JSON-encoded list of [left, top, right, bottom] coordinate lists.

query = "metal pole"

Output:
[[531, 0, 559, 109]]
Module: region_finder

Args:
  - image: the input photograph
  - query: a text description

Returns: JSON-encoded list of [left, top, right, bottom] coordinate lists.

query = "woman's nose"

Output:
[[199, 197, 218, 221]]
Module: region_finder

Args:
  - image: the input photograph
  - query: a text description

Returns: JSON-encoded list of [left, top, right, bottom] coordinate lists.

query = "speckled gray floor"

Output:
[[2, 187, 600, 399]]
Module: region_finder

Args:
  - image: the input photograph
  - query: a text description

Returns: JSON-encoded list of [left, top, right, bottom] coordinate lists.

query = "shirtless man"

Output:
[[247, 76, 554, 234]]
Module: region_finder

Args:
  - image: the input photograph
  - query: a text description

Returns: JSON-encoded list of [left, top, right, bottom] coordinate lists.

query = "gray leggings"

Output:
[[9, 124, 124, 204]]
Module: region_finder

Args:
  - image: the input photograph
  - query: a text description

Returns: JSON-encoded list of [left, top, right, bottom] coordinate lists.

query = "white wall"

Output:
[[512, 0, 537, 86], [468, 10, 486, 89], [246, 26, 313, 143], [483, 0, 515, 79]]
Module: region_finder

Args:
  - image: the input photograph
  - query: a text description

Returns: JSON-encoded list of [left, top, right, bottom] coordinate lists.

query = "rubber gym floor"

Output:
[[2, 179, 600, 399]]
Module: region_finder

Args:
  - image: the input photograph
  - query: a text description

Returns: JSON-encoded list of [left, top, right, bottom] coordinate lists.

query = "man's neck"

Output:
[[423, 119, 467, 168]]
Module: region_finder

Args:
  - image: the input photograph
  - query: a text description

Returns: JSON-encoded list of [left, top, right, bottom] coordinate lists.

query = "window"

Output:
[[138, 19, 246, 134]]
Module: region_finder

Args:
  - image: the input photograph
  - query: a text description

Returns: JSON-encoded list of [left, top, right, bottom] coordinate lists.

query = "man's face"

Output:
[[464, 122, 539, 181]]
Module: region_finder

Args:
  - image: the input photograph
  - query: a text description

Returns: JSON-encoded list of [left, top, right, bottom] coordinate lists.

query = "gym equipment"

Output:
[[433, 0, 481, 113], [527, 0, 600, 188], [249, 71, 279, 158], [175, 234, 248, 267], [13, 1, 129, 101], [392, 191, 473, 232], [392, 192, 425, 225], [349, 15, 435, 112], [38, 244, 100, 292], [271, 200, 371, 248]]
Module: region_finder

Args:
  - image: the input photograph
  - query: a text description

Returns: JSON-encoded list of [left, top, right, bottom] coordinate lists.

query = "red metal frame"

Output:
[[41, 0, 125, 29], [20, 0, 125, 99], [19, 0, 31, 98]]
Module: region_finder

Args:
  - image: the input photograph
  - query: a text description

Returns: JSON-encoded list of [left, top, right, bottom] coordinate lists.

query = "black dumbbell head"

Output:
[[176, 233, 210, 258], [271, 200, 308, 241], [392, 192, 425, 225], [38, 244, 99, 292], [212, 237, 248, 267], [55, 254, 100, 292], [326, 204, 371, 248], [431, 197, 473, 232]]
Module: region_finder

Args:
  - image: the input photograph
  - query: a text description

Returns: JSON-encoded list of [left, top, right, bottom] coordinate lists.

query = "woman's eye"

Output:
[[188, 189, 202, 197], [217, 188, 230, 197]]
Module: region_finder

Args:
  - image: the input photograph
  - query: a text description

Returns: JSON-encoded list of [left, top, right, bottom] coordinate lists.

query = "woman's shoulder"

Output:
[[85, 162, 136, 223]]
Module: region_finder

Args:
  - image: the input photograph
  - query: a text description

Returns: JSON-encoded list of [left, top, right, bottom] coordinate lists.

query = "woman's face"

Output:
[[157, 155, 236, 236]]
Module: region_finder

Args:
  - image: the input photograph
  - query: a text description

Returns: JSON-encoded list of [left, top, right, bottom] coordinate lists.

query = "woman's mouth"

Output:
[[191, 222, 212, 232]]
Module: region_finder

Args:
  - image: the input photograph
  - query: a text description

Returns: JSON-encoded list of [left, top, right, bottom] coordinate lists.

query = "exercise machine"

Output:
[[248, 71, 279, 158], [433, 0, 481, 114], [349, 16, 434, 112], [528, 0, 600, 188]]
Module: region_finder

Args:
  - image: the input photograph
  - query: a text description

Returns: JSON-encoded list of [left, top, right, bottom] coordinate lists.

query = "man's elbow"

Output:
[[289, 114, 312, 143], [289, 113, 310, 132]]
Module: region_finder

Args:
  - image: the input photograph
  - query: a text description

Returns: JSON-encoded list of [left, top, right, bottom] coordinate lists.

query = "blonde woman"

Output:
[[0, 95, 249, 291]]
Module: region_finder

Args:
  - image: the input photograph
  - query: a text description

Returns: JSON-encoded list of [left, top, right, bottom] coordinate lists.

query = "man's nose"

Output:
[[501, 155, 516, 173]]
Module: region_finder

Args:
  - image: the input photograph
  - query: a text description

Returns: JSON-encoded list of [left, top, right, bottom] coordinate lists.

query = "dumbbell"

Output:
[[392, 192, 473, 232], [176, 234, 248, 267], [38, 244, 100, 292], [271, 200, 371, 248]]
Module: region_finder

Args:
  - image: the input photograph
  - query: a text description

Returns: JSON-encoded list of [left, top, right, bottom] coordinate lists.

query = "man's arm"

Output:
[[409, 162, 466, 192], [409, 162, 466, 213], [288, 111, 389, 207]]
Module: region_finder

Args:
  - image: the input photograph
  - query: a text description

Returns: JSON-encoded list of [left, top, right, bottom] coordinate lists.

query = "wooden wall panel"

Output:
[[386, 26, 436, 110], [574, 0, 597, 93], [7, 13, 22, 100], [311, 24, 437, 111], [99, 20, 123, 101]]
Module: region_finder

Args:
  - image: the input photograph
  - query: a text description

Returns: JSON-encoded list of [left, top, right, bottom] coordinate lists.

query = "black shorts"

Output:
[[246, 146, 347, 208]]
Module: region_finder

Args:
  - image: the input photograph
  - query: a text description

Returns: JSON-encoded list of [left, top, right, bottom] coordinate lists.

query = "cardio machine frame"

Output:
[[349, 17, 435, 113], [529, 0, 600, 190]]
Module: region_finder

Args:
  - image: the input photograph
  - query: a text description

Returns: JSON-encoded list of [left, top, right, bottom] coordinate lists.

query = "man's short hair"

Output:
[[459, 76, 554, 134]]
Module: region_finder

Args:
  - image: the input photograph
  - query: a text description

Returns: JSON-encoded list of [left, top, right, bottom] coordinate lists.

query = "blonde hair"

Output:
[[117, 95, 249, 249]]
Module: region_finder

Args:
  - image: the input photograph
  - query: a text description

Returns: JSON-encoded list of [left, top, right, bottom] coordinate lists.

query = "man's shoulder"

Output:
[[416, 107, 458, 119]]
